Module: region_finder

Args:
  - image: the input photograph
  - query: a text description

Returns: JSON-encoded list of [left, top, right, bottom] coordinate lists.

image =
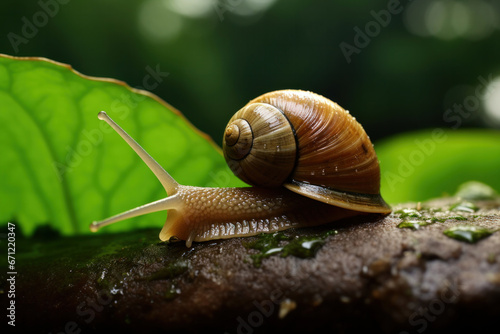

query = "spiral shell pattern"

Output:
[[223, 90, 390, 214]]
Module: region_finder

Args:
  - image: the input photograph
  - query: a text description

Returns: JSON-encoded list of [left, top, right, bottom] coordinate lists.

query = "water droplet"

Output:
[[443, 225, 494, 243], [397, 220, 431, 230], [398, 209, 422, 219], [450, 201, 479, 213], [100, 270, 107, 281]]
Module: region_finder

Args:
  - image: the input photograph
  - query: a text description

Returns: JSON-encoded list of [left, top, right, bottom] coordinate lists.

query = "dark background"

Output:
[[2, 0, 500, 145]]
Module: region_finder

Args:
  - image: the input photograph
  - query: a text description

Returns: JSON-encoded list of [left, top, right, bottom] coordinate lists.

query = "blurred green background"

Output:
[[2, 0, 500, 206]]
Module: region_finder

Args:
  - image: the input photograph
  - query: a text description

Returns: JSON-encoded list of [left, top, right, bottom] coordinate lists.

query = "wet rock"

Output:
[[2, 197, 500, 333]]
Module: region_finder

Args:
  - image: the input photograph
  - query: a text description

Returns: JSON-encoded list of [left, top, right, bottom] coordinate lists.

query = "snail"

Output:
[[90, 90, 391, 247]]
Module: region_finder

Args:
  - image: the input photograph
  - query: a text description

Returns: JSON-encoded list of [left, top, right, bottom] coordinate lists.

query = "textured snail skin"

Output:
[[160, 185, 358, 247]]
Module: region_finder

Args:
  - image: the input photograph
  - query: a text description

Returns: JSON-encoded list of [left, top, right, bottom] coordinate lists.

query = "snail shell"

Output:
[[223, 90, 389, 214]]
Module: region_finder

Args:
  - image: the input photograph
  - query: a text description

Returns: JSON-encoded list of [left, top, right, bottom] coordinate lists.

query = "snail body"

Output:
[[91, 90, 390, 247]]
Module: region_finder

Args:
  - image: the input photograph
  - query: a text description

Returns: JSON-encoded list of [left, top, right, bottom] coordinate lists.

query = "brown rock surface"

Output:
[[3, 197, 500, 333]]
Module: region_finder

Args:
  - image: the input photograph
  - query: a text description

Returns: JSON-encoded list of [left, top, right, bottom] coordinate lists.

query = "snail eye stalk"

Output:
[[90, 112, 182, 232]]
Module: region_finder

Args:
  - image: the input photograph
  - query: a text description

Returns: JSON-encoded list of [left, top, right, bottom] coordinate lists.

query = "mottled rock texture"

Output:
[[3, 197, 500, 333]]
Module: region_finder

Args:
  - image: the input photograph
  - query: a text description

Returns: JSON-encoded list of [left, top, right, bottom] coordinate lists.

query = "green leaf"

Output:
[[0, 54, 246, 237], [375, 129, 500, 204]]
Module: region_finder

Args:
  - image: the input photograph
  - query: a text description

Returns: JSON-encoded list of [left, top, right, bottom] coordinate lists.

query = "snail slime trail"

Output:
[[91, 90, 390, 247]]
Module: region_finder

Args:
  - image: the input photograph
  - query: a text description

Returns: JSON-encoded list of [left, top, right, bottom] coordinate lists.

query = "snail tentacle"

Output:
[[90, 112, 184, 234], [98, 111, 179, 194], [90, 195, 183, 232]]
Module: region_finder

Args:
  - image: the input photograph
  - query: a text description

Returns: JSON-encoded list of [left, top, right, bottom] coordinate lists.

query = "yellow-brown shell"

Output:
[[222, 90, 390, 214]]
